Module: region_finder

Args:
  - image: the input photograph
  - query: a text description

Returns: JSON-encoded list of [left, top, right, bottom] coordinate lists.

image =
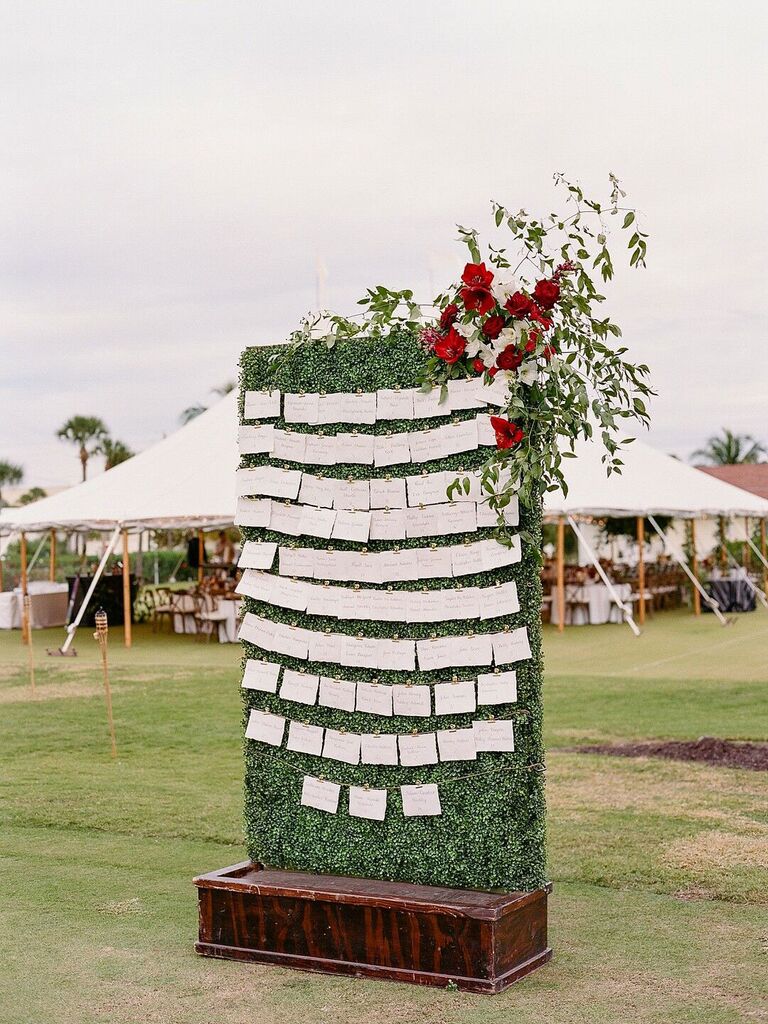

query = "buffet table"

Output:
[[706, 577, 756, 613], [0, 582, 69, 629]]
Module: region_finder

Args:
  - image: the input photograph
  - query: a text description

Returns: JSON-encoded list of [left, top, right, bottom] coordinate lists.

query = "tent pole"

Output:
[[648, 515, 728, 626], [718, 516, 727, 569], [26, 533, 48, 575], [197, 530, 204, 586], [567, 516, 640, 636], [20, 532, 28, 645], [122, 530, 132, 648], [689, 519, 701, 615], [636, 516, 646, 625], [50, 529, 56, 582], [723, 545, 768, 609], [58, 525, 121, 655], [743, 517, 750, 569], [762, 519, 767, 595], [556, 518, 565, 633]]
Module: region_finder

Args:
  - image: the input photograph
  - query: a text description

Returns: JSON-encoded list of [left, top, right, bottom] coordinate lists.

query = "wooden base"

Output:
[[194, 862, 551, 994]]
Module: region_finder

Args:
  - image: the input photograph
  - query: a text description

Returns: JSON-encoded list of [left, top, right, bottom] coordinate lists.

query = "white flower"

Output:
[[518, 361, 539, 386], [491, 277, 518, 304], [454, 321, 475, 340], [497, 324, 524, 347]]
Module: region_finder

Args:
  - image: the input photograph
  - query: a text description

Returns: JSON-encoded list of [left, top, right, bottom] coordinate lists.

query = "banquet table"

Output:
[[550, 582, 633, 626], [172, 593, 242, 642], [0, 583, 69, 629], [705, 578, 756, 613]]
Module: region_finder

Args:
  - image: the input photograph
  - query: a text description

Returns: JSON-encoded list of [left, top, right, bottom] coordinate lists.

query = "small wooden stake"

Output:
[[197, 530, 204, 585], [761, 519, 767, 595], [49, 529, 56, 582], [122, 530, 132, 649], [744, 517, 751, 570], [690, 519, 701, 615], [23, 594, 35, 695], [636, 516, 646, 625], [556, 518, 565, 633], [93, 609, 117, 758]]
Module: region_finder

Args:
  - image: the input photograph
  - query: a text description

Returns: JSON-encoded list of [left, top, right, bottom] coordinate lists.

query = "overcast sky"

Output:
[[1, 0, 766, 488]]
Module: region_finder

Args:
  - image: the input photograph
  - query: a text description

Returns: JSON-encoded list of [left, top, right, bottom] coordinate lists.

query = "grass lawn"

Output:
[[1, 610, 766, 1023]]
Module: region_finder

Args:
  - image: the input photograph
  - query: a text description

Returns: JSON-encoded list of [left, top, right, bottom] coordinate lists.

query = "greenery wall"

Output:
[[239, 330, 546, 891]]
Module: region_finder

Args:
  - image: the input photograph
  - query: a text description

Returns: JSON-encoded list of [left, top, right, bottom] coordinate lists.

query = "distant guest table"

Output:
[[705, 578, 756, 613], [172, 593, 242, 642], [550, 582, 632, 626], [0, 583, 69, 629]]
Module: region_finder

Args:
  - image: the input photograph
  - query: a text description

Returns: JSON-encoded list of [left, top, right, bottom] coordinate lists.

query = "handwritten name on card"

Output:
[[238, 541, 278, 570], [356, 681, 394, 716], [301, 775, 340, 813], [472, 719, 515, 752], [434, 680, 476, 715], [492, 626, 532, 666], [279, 669, 319, 705], [348, 786, 388, 820], [287, 721, 324, 756], [369, 477, 407, 509], [401, 784, 441, 816], [322, 729, 361, 765], [318, 676, 357, 712], [245, 709, 285, 746], [436, 727, 477, 762], [244, 389, 281, 419], [241, 659, 281, 693], [392, 684, 432, 717], [376, 388, 415, 420], [476, 670, 518, 705], [360, 732, 399, 765], [235, 497, 272, 528], [398, 732, 438, 766]]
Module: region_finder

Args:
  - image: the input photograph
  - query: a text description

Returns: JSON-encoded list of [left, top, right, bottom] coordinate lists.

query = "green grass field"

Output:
[[1, 610, 766, 1023]]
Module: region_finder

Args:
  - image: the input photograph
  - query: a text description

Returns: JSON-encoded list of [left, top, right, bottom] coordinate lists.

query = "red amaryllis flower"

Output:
[[472, 358, 486, 374], [433, 327, 466, 364], [496, 343, 524, 371], [543, 343, 556, 361], [490, 417, 524, 450], [529, 304, 553, 330], [481, 314, 505, 340], [533, 278, 560, 310], [524, 329, 540, 354], [460, 262, 495, 315], [439, 303, 459, 330], [504, 291, 533, 319]]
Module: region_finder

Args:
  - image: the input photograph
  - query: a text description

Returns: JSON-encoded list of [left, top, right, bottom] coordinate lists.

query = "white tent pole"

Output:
[[722, 546, 768, 609], [566, 515, 641, 637], [647, 515, 729, 626], [25, 533, 49, 574], [745, 535, 768, 572], [59, 525, 122, 654]]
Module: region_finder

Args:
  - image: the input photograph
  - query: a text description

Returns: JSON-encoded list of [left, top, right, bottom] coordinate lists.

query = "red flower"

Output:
[[481, 314, 505, 340], [439, 303, 459, 330], [525, 329, 540, 354], [533, 278, 560, 310], [504, 291, 533, 319], [488, 366, 499, 377], [496, 344, 524, 371], [490, 417, 524, 450], [433, 327, 466, 364], [543, 343, 556, 361], [529, 304, 553, 330], [460, 262, 495, 315], [472, 358, 486, 374]]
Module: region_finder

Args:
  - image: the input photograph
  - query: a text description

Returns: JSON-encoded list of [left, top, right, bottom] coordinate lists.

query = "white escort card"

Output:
[[406, 471, 451, 507], [348, 786, 388, 821], [416, 546, 454, 579], [333, 479, 370, 510], [269, 621, 312, 660], [401, 784, 441, 816], [437, 727, 477, 761], [318, 676, 357, 712], [331, 509, 372, 543], [479, 581, 520, 619], [369, 508, 407, 540], [434, 680, 477, 715], [237, 465, 302, 499], [304, 434, 338, 466], [238, 424, 275, 454], [269, 502, 303, 536], [374, 433, 411, 467], [392, 684, 431, 717], [416, 633, 494, 671], [322, 729, 361, 765], [245, 709, 286, 746], [477, 670, 518, 705], [412, 387, 449, 419], [340, 392, 377, 424], [336, 432, 375, 465], [235, 497, 272, 528], [287, 721, 324, 756], [476, 495, 520, 527], [272, 429, 308, 463], [360, 732, 399, 765], [356, 680, 394, 716], [278, 546, 317, 577], [241, 659, 281, 693], [238, 541, 278, 570], [398, 732, 439, 766], [244, 389, 281, 419], [283, 392, 320, 424], [238, 612, 274, 649], [279, 669, 319, 705], [298, 473, 335, 508], [492, 626, 532, 665], [369, 477, 407, 509], [376, 387, 414, 420], [446, 378, 484, 410], [472, 719, 515, 752], [299, 505, 337, 539], [301, 775, 340, 813]]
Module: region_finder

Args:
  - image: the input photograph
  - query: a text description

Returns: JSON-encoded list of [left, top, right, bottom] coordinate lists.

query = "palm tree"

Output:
[[692, 429, 766, 466], [180, 381, 236, 424], [97, 437, 134, 470], [0, 460, 23, 507], [18, 486, 47, 505], [56, 416, 109, 481]]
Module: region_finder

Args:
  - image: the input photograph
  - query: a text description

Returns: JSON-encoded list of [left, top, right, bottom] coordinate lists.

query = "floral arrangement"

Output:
[[274, 174, 653, 539]]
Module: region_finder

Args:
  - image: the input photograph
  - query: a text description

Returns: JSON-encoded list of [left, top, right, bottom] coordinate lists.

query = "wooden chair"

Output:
[[194, 592, 229, 643], [150, 587, 176, 633]]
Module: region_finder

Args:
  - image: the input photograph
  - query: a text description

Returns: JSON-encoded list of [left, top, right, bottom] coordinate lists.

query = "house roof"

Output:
[[697, 464, 768, 502]]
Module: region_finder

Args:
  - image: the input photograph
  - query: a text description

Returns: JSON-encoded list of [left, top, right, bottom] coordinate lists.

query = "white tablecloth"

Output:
[[173, 595, 242, 642], [0, 584, 69, 629], [550, 582, 632, 625]]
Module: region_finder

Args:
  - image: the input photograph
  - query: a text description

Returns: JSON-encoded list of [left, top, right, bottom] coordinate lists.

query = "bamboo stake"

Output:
[[556, 519, 565, 633], [20, 532, 28, 645], [197, 530, 204, 586], [744, 517, 751, 569], [762, 519, 767, 595], [690, 519, 701, 615], [49, 529, 56, 582], [93, 609, 117, 758], [637, 516, 646, 625], [23, 594, 35, 694], [121, 530, 132, 648]]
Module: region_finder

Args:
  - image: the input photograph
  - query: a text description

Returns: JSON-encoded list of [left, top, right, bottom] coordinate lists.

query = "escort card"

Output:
[[348, 786, 387, 821], [372, 590, 409, 622], [238, 424, 275, 454], [305, 582, 340, 618], [334, 588, 367, 621], [238, 613, 274, 649], [472, 719, 515, 752], [369, 477, 407, 509], [340, 392, 377, 424], [333, 479, 370, 510], [301, 775, 340, 814], [304, 434, 338, 466], [287, 721, 324, 756], [312, 550, 350, 583], [356, 680, 394, 716], [416, 546, 454, 579], [480, 374, 510, 407], [331, 509, 372, 543], [398, 732, 439, 766], [406, 472, 451, 507], [245, 709, 285, 746], [408, 428, 439, 465], [270, 575, 309, 612], [340, 635, 380, 669], [280, 668, 319, 705], [315, 393, 341, 425], [476, 494, 520, 527], [374, 433, 411, 467], [412, 387, 448, 419], [235, 569, 270, 601], [269, 502, 303, 537], [307, 630, 344, 664], [438, 502, 478, 535], [376, 387, 414, 420], [401, 784, 441, 816], [476, 670, 518, 705], [269, 622, 311, 660], [318, 676, 357, 712], [416, 636, 455, 671], [283, 392, 320, 424], [369, 508, 408, 540], [238, 466, 302, 499], [234, 497, 272, 528], [241, 659, 281, 693], [392, 684, 431, 717], [434, 680, 477, 715], [278, 545, 316, 578], [272, 429, 308, 463], [479, 536, 522, 571], [381, 638, 417, 671], [452, 633, 494, 667], [405, 589, 450, 624], [442, 587, 480, 619], [446, 378, 484, 410], [334, 432, 374, 465], [476, 413, 497, 446], [437, 727, 477, 761], [298, 473, 334, 508], [479, 581, 520, 619], [405, 505, 446, 539], [299, 505, 337, 540], [360, 732, 399, 764], [492, 626, 532, 665], [238, 541, 278, 570], [450, 542, 481, 578], [440, 418, 479, 456], [322, 728, 361, 765], [244, 388, 281, 419], [376, 549, 417, 583]]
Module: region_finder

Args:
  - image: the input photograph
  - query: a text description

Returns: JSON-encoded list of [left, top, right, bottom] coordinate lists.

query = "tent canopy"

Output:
[[2, 393, 767, 535]]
